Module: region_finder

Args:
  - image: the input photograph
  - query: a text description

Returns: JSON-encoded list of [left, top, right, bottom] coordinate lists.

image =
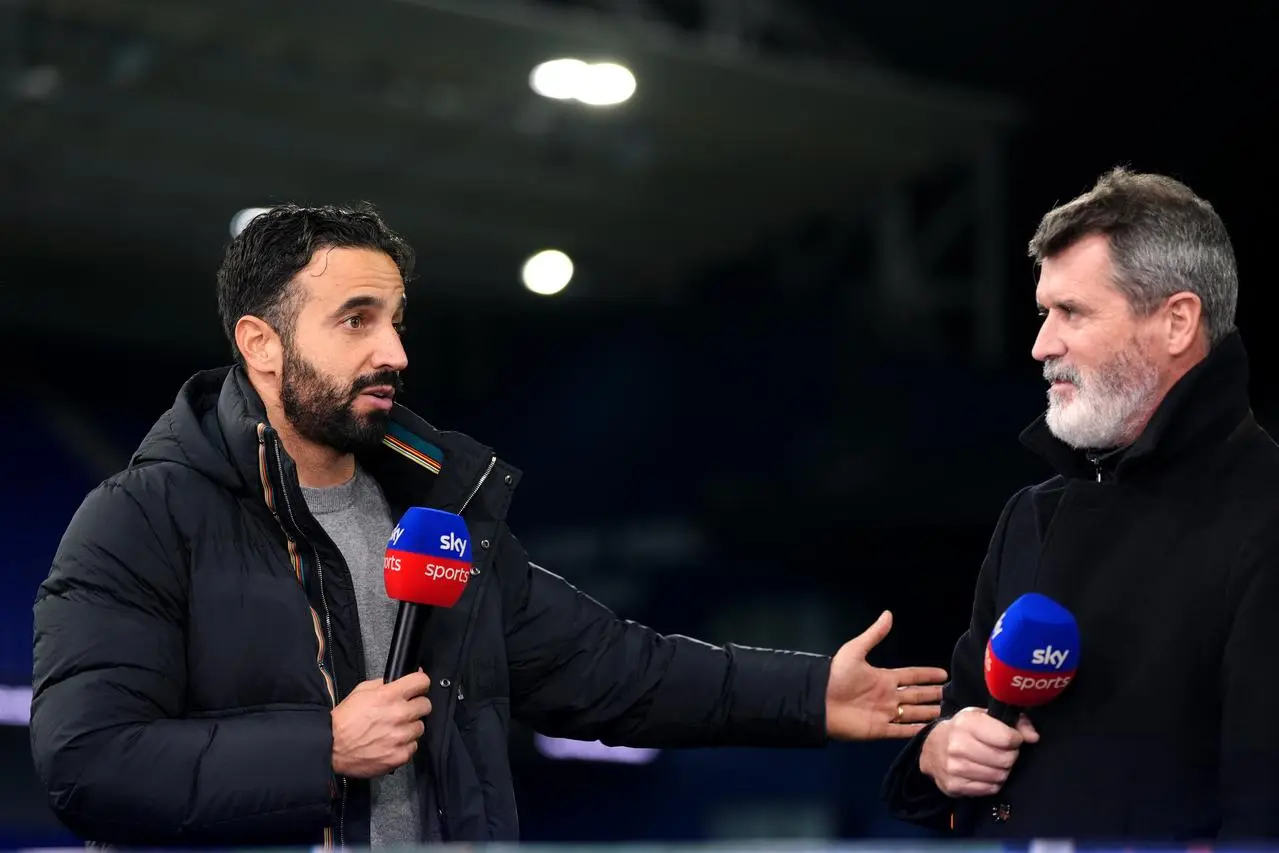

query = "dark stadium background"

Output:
[[1, 0, 1272, 845]]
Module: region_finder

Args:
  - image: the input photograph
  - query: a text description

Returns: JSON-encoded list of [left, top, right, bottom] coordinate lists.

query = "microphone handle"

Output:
[[987, 697, 1021, 728], [384, 602, 430, 683]]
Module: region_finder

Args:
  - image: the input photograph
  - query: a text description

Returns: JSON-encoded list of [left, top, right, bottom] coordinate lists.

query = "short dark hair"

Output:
[[215, 202, 416, 364], [1028, 167, 1238, 345]]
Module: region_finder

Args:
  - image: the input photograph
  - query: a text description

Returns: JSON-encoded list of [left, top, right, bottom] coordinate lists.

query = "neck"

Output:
[[254, 381, 356, 488], [273, 415, 355, 487], [1114, 339, 1211, 448]]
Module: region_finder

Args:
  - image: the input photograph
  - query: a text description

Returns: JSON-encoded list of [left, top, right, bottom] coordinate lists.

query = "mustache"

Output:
[[350, 371, 403, 398], [1043, 360, 1082, 385]]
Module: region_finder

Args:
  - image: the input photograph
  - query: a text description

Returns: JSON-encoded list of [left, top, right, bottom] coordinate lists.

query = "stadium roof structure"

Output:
[[3, 0, 1022, 355]]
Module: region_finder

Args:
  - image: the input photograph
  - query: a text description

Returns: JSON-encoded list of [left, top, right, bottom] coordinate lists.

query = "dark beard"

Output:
[[279, 343, 402, 456]]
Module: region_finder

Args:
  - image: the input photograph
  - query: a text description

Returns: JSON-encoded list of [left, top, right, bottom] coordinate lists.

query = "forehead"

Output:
[[293, 246, 404, 306], [1035, 233, 1121, 303]]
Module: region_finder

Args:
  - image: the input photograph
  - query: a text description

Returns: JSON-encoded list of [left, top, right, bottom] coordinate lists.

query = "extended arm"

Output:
[[498, 532, 830, 749]]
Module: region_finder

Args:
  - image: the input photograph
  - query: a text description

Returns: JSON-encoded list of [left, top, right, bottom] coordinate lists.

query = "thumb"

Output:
[[1016, 713, 1040, 744], [846, 610, 893, 660]]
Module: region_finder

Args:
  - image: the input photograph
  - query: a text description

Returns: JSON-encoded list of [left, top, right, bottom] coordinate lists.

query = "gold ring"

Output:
[[896, 703, 904, 721]]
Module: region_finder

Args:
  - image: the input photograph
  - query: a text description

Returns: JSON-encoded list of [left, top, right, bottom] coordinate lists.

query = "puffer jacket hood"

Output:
[[129, 365, 263, 496]]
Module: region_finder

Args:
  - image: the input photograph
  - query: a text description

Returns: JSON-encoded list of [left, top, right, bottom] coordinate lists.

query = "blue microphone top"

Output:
[[989, 593, 1081, 674], [386, 506, 473, 563]]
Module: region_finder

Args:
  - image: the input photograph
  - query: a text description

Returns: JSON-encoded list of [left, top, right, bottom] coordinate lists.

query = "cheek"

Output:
[[1059, 330, 1096, 369], [293, 330, 343, 372], [1067, 320, 1130, 368]]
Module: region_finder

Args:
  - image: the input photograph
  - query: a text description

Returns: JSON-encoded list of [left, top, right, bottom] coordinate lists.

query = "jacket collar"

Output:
[[1019, 330, 1253, 481], [215, 365, 520, 521]]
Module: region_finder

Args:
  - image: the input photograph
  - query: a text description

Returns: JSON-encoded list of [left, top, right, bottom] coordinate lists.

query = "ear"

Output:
[[1163, 292, 1203, 357], [234, 315, 283, 375]]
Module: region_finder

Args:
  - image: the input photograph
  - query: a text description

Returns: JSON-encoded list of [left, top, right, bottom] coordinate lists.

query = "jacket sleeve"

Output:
[[880, 486, 1028, 833], [1218, 527, 1279, 840], [496, 531, 830, 748], [29, 479, 335, 846]]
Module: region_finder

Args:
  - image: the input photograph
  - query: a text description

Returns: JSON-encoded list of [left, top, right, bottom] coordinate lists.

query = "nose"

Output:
[[1031, 314, 1065, 363], [373, 325, 409, 373]]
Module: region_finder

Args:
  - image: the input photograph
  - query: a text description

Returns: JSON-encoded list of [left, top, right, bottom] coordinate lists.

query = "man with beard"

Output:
[[881, 167, 1279, 840], [29, 203, 949, 848]]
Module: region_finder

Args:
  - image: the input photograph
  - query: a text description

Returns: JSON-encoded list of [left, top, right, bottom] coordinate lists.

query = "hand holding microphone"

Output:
[[920, 706, 1040, 798], [331, 508, 473, 779], [921, 593, 1079, 799], [331, 670, 432, 778]]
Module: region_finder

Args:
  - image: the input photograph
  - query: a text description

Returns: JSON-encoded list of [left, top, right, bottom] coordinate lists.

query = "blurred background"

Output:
[[0, 0, 1274, 847]]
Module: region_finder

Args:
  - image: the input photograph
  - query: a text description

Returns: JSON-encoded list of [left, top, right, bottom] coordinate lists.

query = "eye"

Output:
[[343, 315, 364, 330]]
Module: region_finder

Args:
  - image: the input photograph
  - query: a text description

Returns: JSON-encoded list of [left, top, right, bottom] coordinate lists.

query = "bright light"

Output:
[[529, 58, 588, 101], [529, 58, 635, 107], [230, 207, 272, 238], [0, 685, 31, 726], [522, 249, 574, 296], [534, 733, 659, 764], [575, 63, 636, 107]]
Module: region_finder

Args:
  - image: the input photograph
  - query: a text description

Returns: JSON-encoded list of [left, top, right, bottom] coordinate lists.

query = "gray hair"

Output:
[[1028, 167, 1238, 345]]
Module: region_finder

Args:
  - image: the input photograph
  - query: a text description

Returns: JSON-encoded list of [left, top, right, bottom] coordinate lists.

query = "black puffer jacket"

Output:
[[30, 365, 831, 847], [881, 332, 1279, 840]]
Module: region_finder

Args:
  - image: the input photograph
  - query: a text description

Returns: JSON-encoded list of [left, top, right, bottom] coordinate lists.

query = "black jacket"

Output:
[[30, 365, 831, 847], [882, 331, 1279, 841]]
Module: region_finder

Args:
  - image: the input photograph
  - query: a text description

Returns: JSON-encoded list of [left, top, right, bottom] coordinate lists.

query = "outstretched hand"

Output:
[[825, 610, 948, 740]]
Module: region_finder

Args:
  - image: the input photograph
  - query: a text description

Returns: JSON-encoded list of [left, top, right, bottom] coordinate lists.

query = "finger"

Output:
[[947, 757, 1011, 785], [880, 721, 929, 738], [845, 611, 893, 659], [895, 702, 941, 724], [1016, 714, 1040, 743], [966, 715, 1023, 750], [896, 685, 944, 706], [954, 737, 1018, 771], [403, 719, 426, 744], [392, 670, 431, 698], [404, 697, 433, 720], [892, 667, 950, 686], [396, 743, 417, 767]]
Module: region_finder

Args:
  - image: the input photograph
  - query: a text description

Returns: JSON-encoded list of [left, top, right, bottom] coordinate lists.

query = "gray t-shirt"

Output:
[[302, 465, 436, 846]]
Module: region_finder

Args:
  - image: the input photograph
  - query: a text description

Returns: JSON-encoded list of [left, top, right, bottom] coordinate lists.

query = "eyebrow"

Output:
[[1036, 297, 1084, 313], [329, 294, 404, 319]]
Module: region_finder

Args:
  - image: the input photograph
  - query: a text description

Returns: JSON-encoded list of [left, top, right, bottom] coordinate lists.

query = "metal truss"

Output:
[[871, 142, 1010, 364]]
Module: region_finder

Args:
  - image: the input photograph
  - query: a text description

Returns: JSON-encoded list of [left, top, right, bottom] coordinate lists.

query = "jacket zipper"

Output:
[[270, 432, 347, 850], [432, 454, 497, 837], [460, 456, 497, 512]]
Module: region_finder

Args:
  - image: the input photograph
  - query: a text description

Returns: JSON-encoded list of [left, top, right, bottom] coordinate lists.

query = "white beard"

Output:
[[1043, 343, 1161, 450]]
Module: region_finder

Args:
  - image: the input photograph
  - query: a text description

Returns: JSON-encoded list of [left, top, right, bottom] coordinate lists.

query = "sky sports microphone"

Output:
[[383, 507, 474, 683], [984, 592, 1080, 727]]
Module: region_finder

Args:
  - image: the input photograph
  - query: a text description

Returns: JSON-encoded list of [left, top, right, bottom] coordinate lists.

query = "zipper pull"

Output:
[[1087, 452, 1102, 483]]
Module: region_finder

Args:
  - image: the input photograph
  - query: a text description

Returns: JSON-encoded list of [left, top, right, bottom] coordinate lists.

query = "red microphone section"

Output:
[[984, 639, 1076, 707], [384, 551, 471, 608]]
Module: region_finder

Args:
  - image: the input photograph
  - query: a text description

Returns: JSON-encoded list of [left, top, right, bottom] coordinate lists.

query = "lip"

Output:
[[357, 386, 395, 410]]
